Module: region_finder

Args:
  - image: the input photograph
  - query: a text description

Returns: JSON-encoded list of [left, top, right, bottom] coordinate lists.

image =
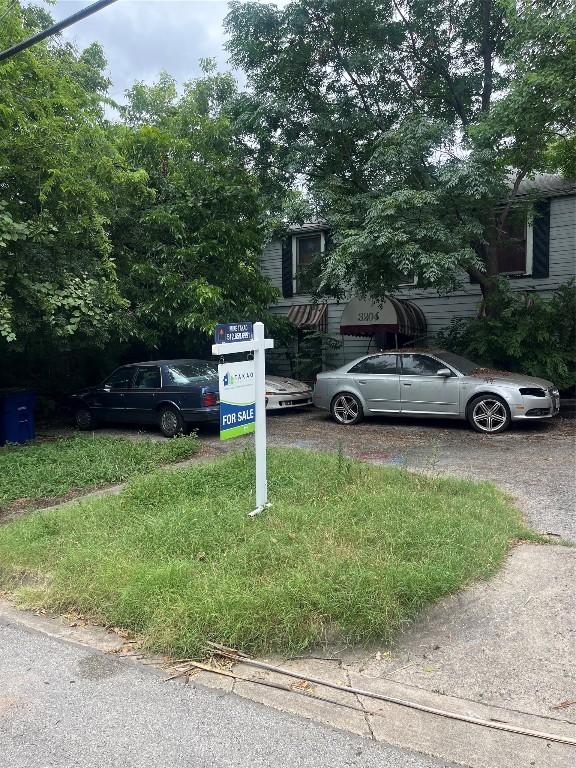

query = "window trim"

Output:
[[397, 275, 418, 288], [292, 231, 325, 295]]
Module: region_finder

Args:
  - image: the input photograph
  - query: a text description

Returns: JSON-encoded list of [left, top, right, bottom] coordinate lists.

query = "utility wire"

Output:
[[0, 0, 120, 63]]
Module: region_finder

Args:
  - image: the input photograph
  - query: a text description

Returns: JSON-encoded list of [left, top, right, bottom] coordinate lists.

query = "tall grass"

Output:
[[0, 448, 533, 656], [0, 434, 199, 504]]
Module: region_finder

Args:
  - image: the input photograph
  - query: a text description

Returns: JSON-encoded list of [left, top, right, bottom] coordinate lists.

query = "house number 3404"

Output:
[[358, 312, 380, 321]]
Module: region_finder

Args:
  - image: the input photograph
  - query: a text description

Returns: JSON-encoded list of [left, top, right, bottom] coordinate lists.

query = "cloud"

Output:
[[39, 0, 237, 101]]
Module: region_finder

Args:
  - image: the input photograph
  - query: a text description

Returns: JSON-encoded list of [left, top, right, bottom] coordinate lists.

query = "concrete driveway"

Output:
[[260, 409, 576, 542]]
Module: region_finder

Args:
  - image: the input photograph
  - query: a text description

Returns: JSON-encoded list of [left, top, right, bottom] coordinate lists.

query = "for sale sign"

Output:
[[218, 360, 256, 441]]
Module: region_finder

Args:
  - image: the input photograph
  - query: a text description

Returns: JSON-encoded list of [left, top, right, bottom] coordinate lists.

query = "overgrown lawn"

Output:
[[0, 448, 534, 656], [0, 434, 199, 505]]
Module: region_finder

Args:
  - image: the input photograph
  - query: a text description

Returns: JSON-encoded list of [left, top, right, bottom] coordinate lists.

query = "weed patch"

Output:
[[0, 434, 199, 505], [0, 448, 532, 656]]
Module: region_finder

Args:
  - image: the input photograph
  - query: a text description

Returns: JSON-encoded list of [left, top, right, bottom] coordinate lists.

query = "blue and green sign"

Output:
[[218, 360, 256, 440]]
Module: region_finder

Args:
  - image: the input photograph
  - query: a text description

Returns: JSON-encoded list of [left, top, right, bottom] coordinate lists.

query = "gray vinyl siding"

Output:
[[262, 195, 576, 375]]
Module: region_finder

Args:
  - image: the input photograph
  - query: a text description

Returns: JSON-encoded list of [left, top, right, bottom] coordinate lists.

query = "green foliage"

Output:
[[0, 4, 277, 374], [0, 434, 199, 506], [112, 69, 278, 346], [0, 448, 530, 656], [0, 1, 142, 348], [545, 134, 576, 179], [437, 283, 576, 389], [226, 0, 576, 300], [286, 329, 342, 382]]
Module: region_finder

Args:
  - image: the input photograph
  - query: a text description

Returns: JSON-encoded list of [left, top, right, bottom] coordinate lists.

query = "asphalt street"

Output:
[[0, 616, 453, 768]]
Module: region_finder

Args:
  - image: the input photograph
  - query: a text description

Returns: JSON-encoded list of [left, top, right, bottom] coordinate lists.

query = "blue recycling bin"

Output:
[[0, 390, 36, 446]]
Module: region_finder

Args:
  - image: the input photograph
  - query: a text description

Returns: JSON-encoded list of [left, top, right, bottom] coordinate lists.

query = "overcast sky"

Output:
[[40, 0, 259, 105]]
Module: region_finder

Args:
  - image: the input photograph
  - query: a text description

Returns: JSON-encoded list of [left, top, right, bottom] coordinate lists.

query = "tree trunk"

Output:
[[467, 242, 502, 319], [478, 276, 502, 319]]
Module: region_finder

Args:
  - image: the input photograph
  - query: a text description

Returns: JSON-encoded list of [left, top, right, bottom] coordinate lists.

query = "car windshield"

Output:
[[438, 352, 481, 374], [164, 361, 218, 385]]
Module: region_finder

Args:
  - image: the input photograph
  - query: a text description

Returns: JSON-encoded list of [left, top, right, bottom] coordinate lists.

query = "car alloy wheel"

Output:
[[158, 406, 184, 438], [471, 398, 509, 433], [331, 393, 363, 425]]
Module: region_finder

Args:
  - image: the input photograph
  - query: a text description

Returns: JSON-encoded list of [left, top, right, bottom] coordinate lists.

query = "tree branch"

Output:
[[392, 0, 469, 126], [480, 0, 493, 111], [308, 11, 386, 130]]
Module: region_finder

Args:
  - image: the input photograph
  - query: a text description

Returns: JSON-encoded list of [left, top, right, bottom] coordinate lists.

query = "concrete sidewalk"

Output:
[[0, 608, 452, 768], [190, 544, 575, 768]]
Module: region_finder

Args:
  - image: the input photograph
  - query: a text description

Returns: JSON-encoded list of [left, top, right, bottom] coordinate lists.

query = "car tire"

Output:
[[75, 406, 97, 431], [330, 393, 364, 425], [158, 405, 185, 438], [467, 394, 511, 434]]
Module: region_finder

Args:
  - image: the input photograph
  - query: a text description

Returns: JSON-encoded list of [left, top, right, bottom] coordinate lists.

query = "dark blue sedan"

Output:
[[71, 360, 220, 437]]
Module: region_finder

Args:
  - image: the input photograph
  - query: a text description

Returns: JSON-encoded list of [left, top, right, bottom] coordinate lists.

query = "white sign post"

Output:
[[212, 321, 274, 514]]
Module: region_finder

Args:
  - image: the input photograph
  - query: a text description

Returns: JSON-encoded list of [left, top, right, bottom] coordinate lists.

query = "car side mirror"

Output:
[[437, 368, 452, 377]]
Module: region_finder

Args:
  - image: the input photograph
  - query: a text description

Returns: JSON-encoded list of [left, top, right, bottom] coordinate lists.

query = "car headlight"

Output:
[[519, 387, 546, 397]]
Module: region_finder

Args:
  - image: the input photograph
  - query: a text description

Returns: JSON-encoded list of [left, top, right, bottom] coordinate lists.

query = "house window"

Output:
[[495, 210, 533, 275], [398, 273, 417, 287], [292, 232, 324, 294]]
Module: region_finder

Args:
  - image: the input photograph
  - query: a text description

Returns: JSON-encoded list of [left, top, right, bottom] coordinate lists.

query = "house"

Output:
[[260, 175, 576, 377]]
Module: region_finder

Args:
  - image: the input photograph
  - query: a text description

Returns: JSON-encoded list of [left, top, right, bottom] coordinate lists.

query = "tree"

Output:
[[110, 64, 278, 348], [226, 0, 576, 312], [0, 1, 144, 349], [1, 3, 278, 383]]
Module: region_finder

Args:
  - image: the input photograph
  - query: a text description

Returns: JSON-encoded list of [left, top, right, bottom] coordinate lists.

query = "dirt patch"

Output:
[[0, 487, 111, 523], [0, 442, 225, 525]]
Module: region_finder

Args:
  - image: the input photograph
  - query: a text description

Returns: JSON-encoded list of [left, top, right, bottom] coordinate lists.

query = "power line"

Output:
[[0, 0, 120, 63]]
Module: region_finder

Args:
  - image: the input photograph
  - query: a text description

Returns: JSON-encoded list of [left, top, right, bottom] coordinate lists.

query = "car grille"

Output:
[[526, 408, 551, 417]]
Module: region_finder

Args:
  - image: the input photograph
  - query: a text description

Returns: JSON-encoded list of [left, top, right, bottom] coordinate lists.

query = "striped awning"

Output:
[[340, 297, 426, 338], [287, 303, 328, 332]]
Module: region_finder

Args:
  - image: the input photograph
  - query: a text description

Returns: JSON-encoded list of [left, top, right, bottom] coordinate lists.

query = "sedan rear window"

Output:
[[133, 366, 161, 389], [164, 361, 218, 385]]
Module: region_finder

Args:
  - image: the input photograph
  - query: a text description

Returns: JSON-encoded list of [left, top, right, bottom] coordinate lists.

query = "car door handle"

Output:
[[403, 383, 412, 386], [358, 380, 367, 385]]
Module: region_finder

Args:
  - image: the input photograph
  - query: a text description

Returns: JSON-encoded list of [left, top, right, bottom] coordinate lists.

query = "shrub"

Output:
[[437, 282, 576, 390]]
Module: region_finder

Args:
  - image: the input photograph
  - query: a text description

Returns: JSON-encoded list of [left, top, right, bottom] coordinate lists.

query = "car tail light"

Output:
[[202, 391, 218, 407]]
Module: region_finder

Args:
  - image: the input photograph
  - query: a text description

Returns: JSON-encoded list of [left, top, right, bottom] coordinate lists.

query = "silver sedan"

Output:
[[313, 350, 560, 434]]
